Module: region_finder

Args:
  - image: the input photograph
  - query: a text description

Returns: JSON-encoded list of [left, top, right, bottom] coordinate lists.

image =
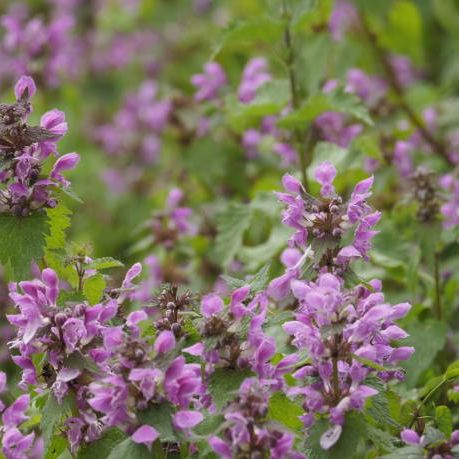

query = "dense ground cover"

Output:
[[1, 0, 459, 458]]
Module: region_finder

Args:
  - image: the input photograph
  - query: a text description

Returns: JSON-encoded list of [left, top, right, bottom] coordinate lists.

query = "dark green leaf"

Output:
[[137, 402, 176, 443], [209, 368, 254, 410], [77, 429, 126, 459], [0, 213, 49, 279]]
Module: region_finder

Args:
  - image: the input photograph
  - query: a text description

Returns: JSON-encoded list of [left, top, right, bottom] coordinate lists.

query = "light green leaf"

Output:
[[85, 257, 124, 270], [214, 202, 252, 267], [240, 225, 292, 272], [380, 1, 423, 65], [83, 273, 106, 305], [435, 405, 453, 437], [211, 17, 283, 58], [46, 205, 71, 251], [268, 392, 303, 431]]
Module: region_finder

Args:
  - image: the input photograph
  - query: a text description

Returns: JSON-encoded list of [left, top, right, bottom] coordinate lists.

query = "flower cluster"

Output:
[[7, 264, 203, 453], [0, 76, 79, 216], [209, 378, 304, 459], [269, 161, 380, 300], [283, 272, 413, 448], [0, 382, 43, 459], [94, 80, 171, 194]]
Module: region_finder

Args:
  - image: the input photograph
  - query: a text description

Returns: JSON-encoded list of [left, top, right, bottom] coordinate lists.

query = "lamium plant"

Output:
[[1, 1, 459, 459]]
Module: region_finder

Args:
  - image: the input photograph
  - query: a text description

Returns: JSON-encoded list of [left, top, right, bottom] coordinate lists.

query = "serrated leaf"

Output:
[[137, 402, 176, 442], [268, 392, 303, 431], [0, 213, 49, 279], [85, 257, 124, 270], [366, 425, 398, 453], [76, 429, 126, 459], [221, 263, 272, 293], [105, 438, 151, 459], [41, 393, 74, 452], [214, 203, 251, 267], [83, 273, 106, 305], [209, 368, 254, 410], [46, 205, 71, 251]]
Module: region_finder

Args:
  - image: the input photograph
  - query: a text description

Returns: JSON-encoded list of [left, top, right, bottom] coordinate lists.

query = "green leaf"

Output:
[[85, 257, 124, 270], [292, 0, 334, 32], [0, 213, 49, 279], [268, 392, 303, 431], [46, 205, 71, 251], [278, 87, 373, 129], [83, 273, 106, 305], [305, 412, 367, 459], [41, 393, 74, 452], [77, 429, 126, 459], [380, 1, 424, 65], [366, 425, 398, 453], [221, 263, 272, 293], [382, 446, 424, 458], [64, 351, 100, 374], [352, 354, 390, 373], [45, 435, 68, 459], [435, 405, 453, 437], [240, 225, 292, 272], [402, 320, 447, 387], [193, 414, 225, 437], [137, 402, 176, 442], [214, 203, 252, 267], [433, 0, 459, 36], [211, 17, 283, 58], [106, 438, 151, 459], [209, 368, 254, 410], [226, 80, 290, 132]]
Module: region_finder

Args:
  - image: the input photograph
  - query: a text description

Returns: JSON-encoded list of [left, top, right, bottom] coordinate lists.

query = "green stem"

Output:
[[434, 251, 443, 321], [282, 0, 311, 190]]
